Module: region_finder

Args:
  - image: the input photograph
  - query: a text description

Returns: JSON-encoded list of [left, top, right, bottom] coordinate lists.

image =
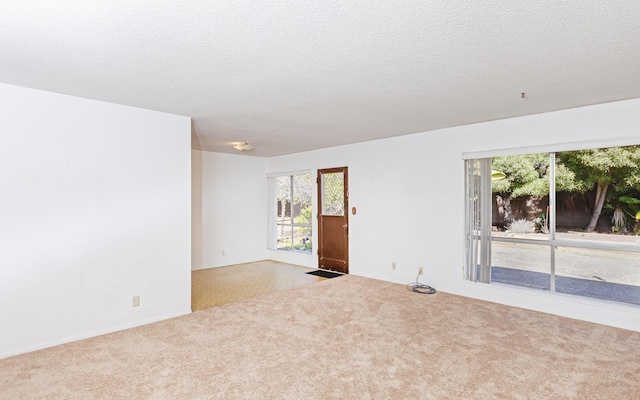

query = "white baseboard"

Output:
[[461, 281, 640, 332]]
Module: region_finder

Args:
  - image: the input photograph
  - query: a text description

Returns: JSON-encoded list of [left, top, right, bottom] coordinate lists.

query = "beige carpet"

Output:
[[1, 275, 639, 399]]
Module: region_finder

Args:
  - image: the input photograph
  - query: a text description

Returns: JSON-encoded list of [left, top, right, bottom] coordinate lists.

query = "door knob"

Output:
[[343, 223, 348, 229]]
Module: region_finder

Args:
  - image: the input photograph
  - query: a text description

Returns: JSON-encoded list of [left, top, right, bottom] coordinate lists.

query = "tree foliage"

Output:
[[491, 153, 550, 226], [558, 146, 640, 231], [559, 146, 640, 190], [276, 174, 313, 208], [492, 153, 548, 197], [491, 146, 640, 232], [492, 153, 581, 198]]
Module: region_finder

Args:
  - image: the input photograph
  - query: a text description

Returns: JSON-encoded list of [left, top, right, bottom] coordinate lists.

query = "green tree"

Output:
[[558, 146, 640, 232], [276, 174, 313, 217], [492, 153, 578, 226], [295, 205, 313, 244]]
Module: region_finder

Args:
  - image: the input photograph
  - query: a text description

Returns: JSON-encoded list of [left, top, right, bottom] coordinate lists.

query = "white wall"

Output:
[[193, 151, 268, 270], [192, 149, 204, 269], [0, 83, 192, 358], [267, 98, 640, 331]]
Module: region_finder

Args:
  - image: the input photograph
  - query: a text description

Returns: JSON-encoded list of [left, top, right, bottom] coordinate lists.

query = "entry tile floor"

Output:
[[191, 260, 326, 311]]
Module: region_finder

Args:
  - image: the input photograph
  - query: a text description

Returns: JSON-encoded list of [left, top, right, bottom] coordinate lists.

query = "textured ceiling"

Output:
[[2, 1, 639, 157]]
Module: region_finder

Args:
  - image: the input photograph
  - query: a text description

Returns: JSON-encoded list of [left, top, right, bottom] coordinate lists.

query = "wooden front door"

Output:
[[317, 167, 349, 273]]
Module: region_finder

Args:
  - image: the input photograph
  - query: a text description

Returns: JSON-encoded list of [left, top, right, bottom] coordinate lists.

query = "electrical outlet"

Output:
[[132, 296, 140, 307], [418, 267, 423, 275], [392, 262, 396, 270]]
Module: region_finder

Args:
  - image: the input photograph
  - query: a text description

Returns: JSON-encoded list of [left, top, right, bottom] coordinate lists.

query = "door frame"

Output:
[[317, 166, 349, 273]]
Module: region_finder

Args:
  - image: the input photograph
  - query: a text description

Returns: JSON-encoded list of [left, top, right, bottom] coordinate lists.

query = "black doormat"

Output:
[[306, 270, 343, 279]]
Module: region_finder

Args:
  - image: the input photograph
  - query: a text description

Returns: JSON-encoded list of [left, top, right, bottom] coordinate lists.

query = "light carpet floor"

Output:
[[1, 275, 639, 399]]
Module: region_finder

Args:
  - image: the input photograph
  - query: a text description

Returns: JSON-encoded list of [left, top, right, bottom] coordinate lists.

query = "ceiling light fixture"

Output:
[[233, 142, 254, 151]]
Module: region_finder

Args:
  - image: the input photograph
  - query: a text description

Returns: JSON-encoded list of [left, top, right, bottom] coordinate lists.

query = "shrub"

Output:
[[509, 219, 535, 233]]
